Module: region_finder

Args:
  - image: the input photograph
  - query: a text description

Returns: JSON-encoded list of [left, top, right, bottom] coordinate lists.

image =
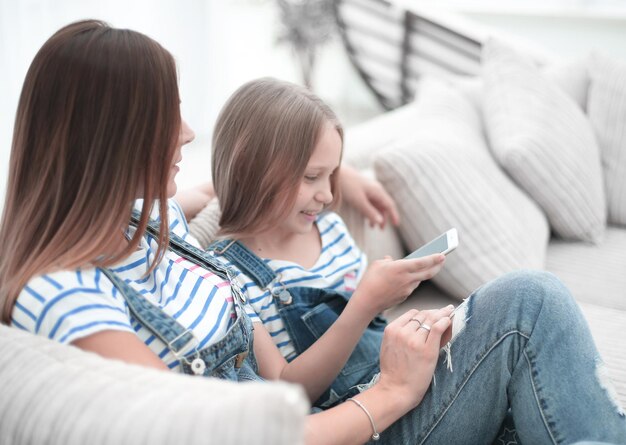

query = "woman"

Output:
[[1, 20, 623, 445]]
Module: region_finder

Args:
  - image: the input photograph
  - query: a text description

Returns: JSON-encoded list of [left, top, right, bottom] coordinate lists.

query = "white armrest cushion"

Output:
[[0, 325, 308, 445]]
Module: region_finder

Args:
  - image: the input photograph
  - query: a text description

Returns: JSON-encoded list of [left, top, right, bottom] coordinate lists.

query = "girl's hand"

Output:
[[339, 165, 400, 229], [376, 306, 454, 410], [351, 254, 445, 317]]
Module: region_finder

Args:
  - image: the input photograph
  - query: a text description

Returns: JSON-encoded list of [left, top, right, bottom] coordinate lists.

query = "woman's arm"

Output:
[[174, 182, 215, 221], [339, 164, 400, 229], [255, 254, 448, 403], [72, 330, 169, 370]]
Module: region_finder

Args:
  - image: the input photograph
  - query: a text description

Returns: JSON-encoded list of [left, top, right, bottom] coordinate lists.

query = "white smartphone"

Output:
[[404, 228, 458, 259]]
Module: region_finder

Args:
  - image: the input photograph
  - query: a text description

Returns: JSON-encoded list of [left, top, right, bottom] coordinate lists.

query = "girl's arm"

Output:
[[254, 254, 448, 402]]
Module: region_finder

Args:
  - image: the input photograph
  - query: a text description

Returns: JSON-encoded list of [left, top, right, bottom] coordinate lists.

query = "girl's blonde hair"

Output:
[[212, 77, 343, 239], [0, 20, 180, 323]]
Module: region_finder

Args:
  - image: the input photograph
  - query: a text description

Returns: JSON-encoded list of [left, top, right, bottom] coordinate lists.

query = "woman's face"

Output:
[[167, 119, 195, 197]]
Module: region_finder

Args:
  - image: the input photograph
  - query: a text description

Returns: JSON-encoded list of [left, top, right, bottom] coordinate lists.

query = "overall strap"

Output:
[[99, 268, 196, 355], [98, 209, 246, 355], [210, 239, 277, 289], [131, 211, 229, 282]]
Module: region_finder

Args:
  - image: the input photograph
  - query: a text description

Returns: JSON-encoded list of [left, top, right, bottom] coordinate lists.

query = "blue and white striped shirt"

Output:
[[211, 212, 366, 360], [11, 200, 259, 371]]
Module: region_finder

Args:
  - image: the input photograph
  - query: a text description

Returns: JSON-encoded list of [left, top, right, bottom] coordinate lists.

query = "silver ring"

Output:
[[409, 317, 422, 327], [418, 324, 432, 332]]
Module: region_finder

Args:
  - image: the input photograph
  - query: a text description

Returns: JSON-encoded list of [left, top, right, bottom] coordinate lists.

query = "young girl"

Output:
[[1, 20, 623, 445], [208, 77, 447, 407], [208, 78, 626, 440]]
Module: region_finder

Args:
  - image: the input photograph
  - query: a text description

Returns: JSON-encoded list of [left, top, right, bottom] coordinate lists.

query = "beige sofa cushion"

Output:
[[587, 52, 626, 227], [543, 57, 590, 112], [482, 39, 606, 242], [342, 101, 423, 171], [188, 197, 221, 249], [373, 78, 549, 299], [546, 226, 626, 311], [0, 325, 307, 445]]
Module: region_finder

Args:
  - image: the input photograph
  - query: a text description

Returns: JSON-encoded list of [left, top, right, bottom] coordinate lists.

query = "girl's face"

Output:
[[167, 119, 195, 197], [278, 122, 342, 237]]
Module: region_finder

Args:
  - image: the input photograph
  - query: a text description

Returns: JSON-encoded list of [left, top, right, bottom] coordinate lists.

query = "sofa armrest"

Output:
[[0, 325, 308, 445]]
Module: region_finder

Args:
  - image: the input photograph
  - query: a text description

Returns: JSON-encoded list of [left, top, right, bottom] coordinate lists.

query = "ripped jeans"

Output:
[[375, 270, 626, 445]]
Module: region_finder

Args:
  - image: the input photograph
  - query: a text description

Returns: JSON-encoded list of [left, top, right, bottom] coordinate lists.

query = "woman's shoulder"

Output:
[[12, 267, 133, 344]]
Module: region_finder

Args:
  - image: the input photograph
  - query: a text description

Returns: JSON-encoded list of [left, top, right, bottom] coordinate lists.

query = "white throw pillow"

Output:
[[374, 78, 549, 299], [544, 57, 590, 112], [587, 52, 626, 227], [482, 39, 606, 242]]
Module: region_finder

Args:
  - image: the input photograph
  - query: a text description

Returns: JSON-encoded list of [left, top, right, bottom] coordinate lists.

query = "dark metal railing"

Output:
[[334, 0, 483, 110]]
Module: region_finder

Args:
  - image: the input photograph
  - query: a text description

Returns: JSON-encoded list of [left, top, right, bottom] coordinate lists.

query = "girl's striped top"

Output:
[[210, 212, 366, 360], [11, 200, 259, 371]]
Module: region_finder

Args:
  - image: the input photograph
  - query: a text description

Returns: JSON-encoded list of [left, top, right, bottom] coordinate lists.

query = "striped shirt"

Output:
[[11, 200, 259, 371], [211, 212, 366, 360]]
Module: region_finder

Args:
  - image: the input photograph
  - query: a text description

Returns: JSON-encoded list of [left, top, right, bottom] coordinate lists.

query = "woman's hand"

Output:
[[350, 254, 445, 317], [174, 182, 216, 220], [376, 306, 454, 410], [339, 164, 400, 229]]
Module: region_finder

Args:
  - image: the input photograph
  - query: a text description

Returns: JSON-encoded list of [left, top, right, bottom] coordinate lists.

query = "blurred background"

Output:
[[1, 0, 626, 213]]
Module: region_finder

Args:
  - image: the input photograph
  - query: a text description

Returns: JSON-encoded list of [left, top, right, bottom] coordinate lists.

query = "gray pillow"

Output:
[[482, 39, 606, 242], [374, 78, 549, 299]]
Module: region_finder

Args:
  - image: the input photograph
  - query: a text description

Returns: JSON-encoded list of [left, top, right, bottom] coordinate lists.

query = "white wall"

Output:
[[3, 0, 625, 212], [462, 11, 626, 61], [0, 0, 378, 211], [0, 0, 214, 215]]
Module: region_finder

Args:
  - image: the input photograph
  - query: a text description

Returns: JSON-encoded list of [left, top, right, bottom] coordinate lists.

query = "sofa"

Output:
[[2, 8, 625, 445], [0, 323, 309, 444]]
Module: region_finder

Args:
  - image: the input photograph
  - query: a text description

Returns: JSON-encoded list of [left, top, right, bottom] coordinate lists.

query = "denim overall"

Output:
[[210, 239, 385, 407], [100, 214, 261, 381]]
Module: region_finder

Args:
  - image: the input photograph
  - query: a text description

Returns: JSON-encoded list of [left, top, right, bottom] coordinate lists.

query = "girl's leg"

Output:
[[377, 270, 625, 445]]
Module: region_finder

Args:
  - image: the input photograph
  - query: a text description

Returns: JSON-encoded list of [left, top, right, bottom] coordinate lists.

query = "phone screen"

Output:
[[405, 233, 449, 259]]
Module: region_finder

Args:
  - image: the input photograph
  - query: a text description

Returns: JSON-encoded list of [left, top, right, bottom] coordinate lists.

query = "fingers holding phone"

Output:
[[401, 252, 446, 282], [392, 228, 459, 294]]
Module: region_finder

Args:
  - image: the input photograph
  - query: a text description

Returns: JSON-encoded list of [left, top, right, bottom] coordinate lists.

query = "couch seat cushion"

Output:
[[576, 301, 626, 409], [546, 226, 626, 311]]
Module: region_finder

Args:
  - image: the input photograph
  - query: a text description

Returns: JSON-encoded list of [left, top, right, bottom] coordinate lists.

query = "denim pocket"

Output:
[[210, 355, 238, 380]]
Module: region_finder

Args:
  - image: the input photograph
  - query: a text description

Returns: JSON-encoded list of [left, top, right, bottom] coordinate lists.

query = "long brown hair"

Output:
[[212, 77, 343, 239], [0, 20, 181, 323]]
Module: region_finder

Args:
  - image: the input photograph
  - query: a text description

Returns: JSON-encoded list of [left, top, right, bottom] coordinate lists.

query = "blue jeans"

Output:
[[377, 270, 626, 444]]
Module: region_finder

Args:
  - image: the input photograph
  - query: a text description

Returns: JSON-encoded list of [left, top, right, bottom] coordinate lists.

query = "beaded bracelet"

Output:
[[347, 397, 380, 441]]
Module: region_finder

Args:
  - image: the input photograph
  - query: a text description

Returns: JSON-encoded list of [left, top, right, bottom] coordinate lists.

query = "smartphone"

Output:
[[404, 228, 458, 259]]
